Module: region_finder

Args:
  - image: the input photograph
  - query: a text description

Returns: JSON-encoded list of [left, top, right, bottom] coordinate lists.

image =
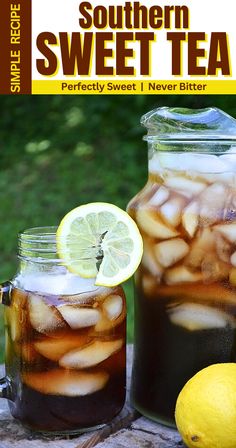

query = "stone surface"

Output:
[[95, 417, 184, 448], [0, 346, 183, 447]]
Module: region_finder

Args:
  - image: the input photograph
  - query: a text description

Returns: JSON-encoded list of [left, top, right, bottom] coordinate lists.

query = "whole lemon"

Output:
[[175, 363, 236, 448]]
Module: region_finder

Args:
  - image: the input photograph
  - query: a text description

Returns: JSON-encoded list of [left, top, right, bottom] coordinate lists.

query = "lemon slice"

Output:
[[56, 202, 143, 287]]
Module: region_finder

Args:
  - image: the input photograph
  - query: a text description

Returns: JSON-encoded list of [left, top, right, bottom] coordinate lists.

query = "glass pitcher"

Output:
[[127, 107, 236, 426], [0, 227, 126, 434]]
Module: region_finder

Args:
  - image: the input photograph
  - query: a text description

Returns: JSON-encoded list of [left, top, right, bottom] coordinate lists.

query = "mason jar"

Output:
[[0, 227, 126, 434], [127, 107, 236, 426]]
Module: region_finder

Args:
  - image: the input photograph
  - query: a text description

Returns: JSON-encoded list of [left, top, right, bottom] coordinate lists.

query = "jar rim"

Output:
[[19, 226, 58, 240], [18, 226, 100, 263]]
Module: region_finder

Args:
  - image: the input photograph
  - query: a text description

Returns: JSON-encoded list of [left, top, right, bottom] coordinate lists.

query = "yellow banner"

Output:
[[32, 80, 236, 95]]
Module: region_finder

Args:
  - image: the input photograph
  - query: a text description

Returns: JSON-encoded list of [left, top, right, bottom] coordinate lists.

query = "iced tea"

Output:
[[5, 276, 126, 433], [128, 148, 236, 425]]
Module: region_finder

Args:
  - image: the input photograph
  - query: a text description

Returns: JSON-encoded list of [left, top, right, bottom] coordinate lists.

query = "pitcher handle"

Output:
[[0, 282, 12, 399]]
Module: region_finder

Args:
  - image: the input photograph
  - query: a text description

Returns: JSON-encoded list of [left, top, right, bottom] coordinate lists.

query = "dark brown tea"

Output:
[[128, 161, 236, 425], [5, 282, 126, 433]]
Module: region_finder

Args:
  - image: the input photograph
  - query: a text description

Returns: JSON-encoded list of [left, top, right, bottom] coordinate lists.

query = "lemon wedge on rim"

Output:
[[56, 202, 143, 287]]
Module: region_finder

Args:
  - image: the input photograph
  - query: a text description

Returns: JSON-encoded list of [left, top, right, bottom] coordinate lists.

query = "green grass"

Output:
[[1, 95, 236, 363]]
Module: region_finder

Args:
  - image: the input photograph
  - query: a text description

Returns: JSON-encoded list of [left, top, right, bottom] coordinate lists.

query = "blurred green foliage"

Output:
[[0, 94, 236, 363]]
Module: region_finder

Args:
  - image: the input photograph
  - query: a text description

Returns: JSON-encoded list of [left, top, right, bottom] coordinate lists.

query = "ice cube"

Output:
[[199, 183, 228, 226], [64, 275, 110, 298], [94, 316, 114, 332], [94, 296, 125, 332], [201, 253, 230, 283], [16, 272, 67, 295], [159, 153, 228, 174], [15, 272, 101, 296], [148, 185, 170, 207], [160, 197, 185, 227], [154, 238, 189, 268], [186, 228, 215, 269], [64, 286, 112, 305], [215, 232, 232, 263], [58, 306, 100, 329], [59, 339, 123, 369], [168, 303, 235, 331], [157, 153, 183, 171], [182, 201, 199, 238], [142, 238, 163, 279], [29, 294, 65, 334], [198, 172, 236, 184], [148, 152, 163, 174], [103, 295, 123, 321], [136, 208, 179, 239], [222, 193, 236, 222], [22, 369, 109, 396], [34, 333, 89, 361], [94, 312, 125, 332], [185, 154, 228, 173], [164, 266, 202, 285], [214, 223, 236, 243], [164, 176, 206, 197], [163, 152, 228, 173]]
